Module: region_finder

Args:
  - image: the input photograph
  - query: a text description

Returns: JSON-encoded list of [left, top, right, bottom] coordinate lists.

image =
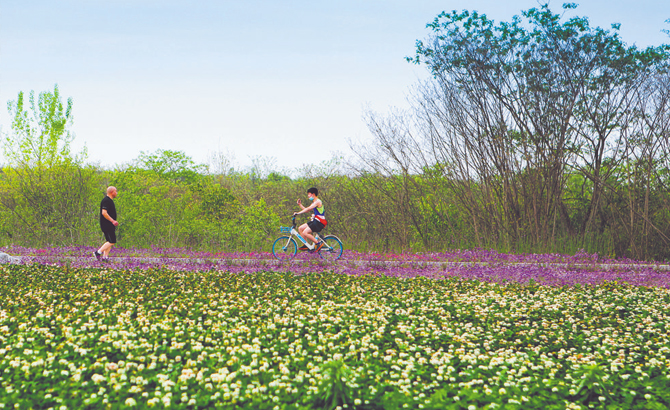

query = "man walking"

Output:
[[94, 186, 119, 260]]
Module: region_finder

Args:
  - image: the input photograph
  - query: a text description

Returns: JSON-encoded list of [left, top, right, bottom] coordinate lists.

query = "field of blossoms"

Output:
[[1, 247, 670, 409]]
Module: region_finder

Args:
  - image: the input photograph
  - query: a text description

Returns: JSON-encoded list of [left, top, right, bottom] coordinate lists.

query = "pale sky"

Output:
[[1, 0, 668, 173]]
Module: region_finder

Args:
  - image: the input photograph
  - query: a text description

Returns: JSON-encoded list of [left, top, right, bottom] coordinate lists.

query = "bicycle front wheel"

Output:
[[318, 235, 343, 261], [272, 236, 298, 261]]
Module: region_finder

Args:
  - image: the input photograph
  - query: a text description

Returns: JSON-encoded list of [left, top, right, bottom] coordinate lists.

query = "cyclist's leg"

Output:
[[304, 220, 324, 246], [298, 223, 316, 247], [303, 228, 317, 245]]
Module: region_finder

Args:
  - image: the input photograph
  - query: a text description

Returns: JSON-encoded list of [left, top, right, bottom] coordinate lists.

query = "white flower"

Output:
[[125, 398, 136, 406], [179, 369, 195, 382], [91, 374, 105, 384]]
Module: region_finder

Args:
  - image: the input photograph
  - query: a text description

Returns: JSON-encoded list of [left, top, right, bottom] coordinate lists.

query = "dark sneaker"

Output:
[[315, 241, 324, 251], [94, 251, 102, 261]]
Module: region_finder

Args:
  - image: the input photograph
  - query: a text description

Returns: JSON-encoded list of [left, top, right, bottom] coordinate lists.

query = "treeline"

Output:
[[0, 147, 458, 254], [351, 4, 670, 260], [2, 5, 670, 260], [3, 144, 670, 261]]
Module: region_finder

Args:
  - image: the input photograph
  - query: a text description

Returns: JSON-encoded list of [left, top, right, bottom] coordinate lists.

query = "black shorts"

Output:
[[102, 227, 116, 244], [307, 219, 325, 233]]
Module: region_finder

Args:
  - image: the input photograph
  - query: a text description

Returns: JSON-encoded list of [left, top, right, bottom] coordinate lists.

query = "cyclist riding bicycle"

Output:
[[293, 187, 327, 251]]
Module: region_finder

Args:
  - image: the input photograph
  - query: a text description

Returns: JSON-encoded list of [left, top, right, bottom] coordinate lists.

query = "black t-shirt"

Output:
[[99, 196, 117, 230]]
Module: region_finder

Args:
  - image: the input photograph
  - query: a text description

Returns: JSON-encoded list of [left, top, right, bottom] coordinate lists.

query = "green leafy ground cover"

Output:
[[1, 265, 669, 409]]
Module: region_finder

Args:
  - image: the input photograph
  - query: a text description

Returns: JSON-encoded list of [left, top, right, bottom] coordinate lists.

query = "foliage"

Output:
[[350, 3, 670, 258], [110, 168, 200, 248], [3, 84, 83, 167], [108, 151, 285, 251], [0, 85, 97, 247], [134, 149, 207, 184]]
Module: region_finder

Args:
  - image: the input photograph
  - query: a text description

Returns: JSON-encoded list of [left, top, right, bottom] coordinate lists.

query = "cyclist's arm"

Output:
[[295, 199, 321, 215]]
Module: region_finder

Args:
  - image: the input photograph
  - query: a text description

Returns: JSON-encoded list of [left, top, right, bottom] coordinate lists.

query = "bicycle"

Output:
[[272, 215, 343, 261]]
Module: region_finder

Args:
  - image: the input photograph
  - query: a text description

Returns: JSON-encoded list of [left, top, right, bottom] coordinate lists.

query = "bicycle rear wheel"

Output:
[[272, 236, 298, 261], [318, 235, 343, 261]]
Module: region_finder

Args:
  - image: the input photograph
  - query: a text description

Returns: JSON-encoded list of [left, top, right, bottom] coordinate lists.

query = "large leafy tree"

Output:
[[0, 85, 98, 246], [399, 3, 669, 250], [4, 84, 83, 168]]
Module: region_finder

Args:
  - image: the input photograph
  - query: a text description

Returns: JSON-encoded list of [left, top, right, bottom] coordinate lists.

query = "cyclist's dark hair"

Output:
[[307, 187, 319, 196]]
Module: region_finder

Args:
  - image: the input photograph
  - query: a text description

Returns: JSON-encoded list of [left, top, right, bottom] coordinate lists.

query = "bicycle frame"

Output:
[[273, 214, 343, 261], [282, 215, 322, 247], [291, 227, 309, 246], [276, 215, 331, 253]]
